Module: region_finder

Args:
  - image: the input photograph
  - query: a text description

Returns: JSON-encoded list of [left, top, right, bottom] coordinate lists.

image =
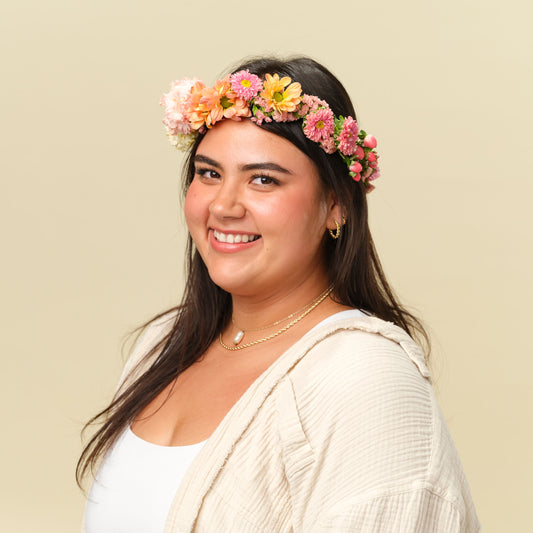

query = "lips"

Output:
[[213, 229, 261, 244]]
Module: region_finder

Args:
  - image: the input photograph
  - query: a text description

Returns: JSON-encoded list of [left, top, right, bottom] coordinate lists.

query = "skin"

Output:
[[131, 120, 350, 446]]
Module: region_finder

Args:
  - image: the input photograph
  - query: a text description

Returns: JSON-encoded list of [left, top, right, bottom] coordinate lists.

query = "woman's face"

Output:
[[184, 119, 340, 299]]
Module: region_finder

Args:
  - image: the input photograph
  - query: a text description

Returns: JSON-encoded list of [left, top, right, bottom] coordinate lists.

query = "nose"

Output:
[[209, 180, 246, 219]]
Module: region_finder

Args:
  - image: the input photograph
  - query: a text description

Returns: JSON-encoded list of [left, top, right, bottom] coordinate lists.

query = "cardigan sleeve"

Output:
[[283, 329, 480, 532], [313, 487, 470, 532]]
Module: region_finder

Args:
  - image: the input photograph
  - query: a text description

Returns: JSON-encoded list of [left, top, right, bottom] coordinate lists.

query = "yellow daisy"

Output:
[[260, 73, 302, 113]]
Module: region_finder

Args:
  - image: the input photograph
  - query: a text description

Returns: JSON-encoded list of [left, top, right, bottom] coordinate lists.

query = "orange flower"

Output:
[[189, 81, 210, 130], [260, 73, 302, 113], [189, 77, 251, 129], [188, 78, 224, 129]]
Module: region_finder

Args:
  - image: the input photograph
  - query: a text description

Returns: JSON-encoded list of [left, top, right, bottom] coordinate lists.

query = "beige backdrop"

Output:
[[2, 1, 531, 531]]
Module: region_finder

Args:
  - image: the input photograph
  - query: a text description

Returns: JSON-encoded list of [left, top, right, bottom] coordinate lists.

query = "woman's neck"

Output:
[[229, 278, 331, 331]]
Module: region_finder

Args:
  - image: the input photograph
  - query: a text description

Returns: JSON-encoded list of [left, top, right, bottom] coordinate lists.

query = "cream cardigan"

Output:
[[84, 314, 480, 532]]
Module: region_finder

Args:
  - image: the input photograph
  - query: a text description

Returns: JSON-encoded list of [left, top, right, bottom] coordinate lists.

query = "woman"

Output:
[[79, 56, 480, 532]]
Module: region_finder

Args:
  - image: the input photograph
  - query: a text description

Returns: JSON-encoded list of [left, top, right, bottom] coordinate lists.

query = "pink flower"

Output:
[[349, 161, 362, 173], [363, 134, 377, 148], [369, 168, 380, 181], [367, 152, 376, 162], [337, 116, 359, 156], [251, 110, 266, 124], [364, 166, 380, 183], [253, 96, 273, 114], [320, 136, 336, 154], [303, 108, 335, 142], [302, 94, 328, 112], [298, 104, 310, 116], [160, 78, 200, 135], [354, 145, 365, 160], [272, 110, 289, 122], [254, 97, 268, 107], [352, 173, 361, 182], [230, 70, 263, 100]]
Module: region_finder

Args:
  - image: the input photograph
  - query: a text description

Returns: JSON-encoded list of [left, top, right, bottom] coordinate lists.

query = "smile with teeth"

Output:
[[213, 229, 261, 244]]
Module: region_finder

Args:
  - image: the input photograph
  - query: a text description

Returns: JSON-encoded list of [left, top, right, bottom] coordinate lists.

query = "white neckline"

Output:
[[127, 426, 208, 449]]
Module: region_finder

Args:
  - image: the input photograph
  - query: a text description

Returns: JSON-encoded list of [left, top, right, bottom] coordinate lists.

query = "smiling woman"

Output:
[[78, 56, 480, 532], [186, 120, 334, 300]]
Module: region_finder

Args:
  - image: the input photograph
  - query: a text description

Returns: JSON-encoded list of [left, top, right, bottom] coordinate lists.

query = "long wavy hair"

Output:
[[77, 56, 429, 488]]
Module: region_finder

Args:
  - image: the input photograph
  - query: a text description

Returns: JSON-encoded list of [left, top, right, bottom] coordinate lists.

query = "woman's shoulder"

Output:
[[284, 314, 436, 459], [116, 308, 178, 391], [290, 314, 431, 391]]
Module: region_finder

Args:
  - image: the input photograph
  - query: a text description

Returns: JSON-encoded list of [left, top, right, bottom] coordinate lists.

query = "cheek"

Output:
[[257, 192, 328, 255], [184, 181, 208, 232], [278, 192, 328, 233], [258, 187, 325, 222]]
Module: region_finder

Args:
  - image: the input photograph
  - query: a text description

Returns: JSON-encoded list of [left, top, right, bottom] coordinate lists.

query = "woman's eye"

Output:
[[195, 168, 220, 180], [251, 175, 278, 186]]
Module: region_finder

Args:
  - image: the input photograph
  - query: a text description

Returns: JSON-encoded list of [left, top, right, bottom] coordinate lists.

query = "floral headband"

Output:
[[160, 70, 380, 190]]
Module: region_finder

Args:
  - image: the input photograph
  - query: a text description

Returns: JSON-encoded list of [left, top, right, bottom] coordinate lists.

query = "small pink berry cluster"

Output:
[[161, 70, 380, 190]]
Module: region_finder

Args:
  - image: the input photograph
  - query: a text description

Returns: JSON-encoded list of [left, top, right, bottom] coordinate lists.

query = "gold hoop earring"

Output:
[[328, 218, 346, 240], [329, 220, 341, 240]]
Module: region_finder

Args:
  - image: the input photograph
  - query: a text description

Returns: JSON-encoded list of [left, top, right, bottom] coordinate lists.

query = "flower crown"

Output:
[[161, 70, 380, 190]]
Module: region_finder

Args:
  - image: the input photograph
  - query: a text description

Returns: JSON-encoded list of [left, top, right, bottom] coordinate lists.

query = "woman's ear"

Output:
[[325, 191, 345, 232]]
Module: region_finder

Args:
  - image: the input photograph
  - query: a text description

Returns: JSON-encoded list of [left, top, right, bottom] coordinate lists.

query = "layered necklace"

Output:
[[219, 287, 332, 351]]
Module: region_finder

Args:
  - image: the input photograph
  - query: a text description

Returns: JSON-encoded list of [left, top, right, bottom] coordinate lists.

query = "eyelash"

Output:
[[251, 174, 279, 186], [195, 167, 220, 180]]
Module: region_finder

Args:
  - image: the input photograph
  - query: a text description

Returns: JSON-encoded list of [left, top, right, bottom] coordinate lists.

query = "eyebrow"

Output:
[[194, 154, 293, 175], [194, 155, 222, 169], [241, 162, 293, 174]]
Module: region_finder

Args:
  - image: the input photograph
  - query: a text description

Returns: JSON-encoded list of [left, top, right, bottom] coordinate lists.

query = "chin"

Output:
[[210, 277, 252, 296], [207, 271, 267, 298]]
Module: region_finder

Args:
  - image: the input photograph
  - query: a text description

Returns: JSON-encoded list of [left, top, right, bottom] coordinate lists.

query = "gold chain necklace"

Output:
[[219, 287, 332, 351], [230, 287, 332, 345]]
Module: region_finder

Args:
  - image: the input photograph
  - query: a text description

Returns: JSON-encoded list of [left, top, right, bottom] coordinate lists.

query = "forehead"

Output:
[[196, 119, 315, 173]]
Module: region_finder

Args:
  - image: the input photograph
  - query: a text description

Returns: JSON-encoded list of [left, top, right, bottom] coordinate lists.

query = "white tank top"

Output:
[[85, 428, 206, 533], [85, 309, 366, 532]]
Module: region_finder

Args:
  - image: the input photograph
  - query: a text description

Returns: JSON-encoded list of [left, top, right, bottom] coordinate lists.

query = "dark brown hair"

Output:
[[76, 56, 429, 488]]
